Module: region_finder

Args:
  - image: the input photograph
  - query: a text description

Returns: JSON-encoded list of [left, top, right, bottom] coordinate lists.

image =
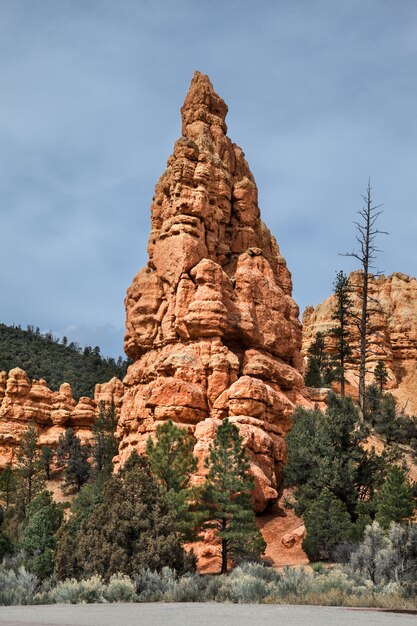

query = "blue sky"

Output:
[[1, 0, 416, 358]]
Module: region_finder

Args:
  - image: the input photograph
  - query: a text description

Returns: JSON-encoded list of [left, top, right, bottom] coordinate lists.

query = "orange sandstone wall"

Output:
[[0, 367, 123, 469], [302, 271, 417, 415]]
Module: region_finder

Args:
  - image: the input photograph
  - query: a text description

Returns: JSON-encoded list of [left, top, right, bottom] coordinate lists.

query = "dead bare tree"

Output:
[[342, 179, 388, 416]]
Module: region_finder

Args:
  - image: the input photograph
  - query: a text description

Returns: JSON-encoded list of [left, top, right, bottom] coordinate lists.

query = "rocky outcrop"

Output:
[[0, 368, 123, 469], [302, 272, 417, 414], [117, 71, 313, 512]]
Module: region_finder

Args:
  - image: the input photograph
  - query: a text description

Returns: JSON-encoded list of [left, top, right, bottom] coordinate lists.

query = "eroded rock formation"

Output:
[[117, 71, 312, 512], [302, 271, 417, 415], [0, 368, 123, 469]]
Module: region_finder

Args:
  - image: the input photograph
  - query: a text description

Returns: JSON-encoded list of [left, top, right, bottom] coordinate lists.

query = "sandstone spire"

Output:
[[118, 72, 310, 513]]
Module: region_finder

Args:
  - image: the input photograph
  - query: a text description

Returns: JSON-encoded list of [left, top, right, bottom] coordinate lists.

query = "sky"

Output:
[[1, 0, 416, 359]]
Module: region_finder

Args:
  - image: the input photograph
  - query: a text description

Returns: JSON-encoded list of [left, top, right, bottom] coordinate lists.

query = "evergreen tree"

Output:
[[40, 446, 54, 480], [55, 479, 106, 580], [91, 401, 118, 477], [364, 383, 382, 426], [0, 465, 16, 511], [146, 420, 199, 540], [329, 271, 354, 397], [304, 332, 334, 388], [0, 506, 13, 560], [60, 452, 188, 581], [375, 393, 400, 444], [302, 490, 354, 561], [20, 490, 64, 579], [203, 419, 266, 574], [376, 466, 415, 529], [15, 422, 44, 512], [374, 360, 389, 393], [284, 395, 390, 552], [57, 429, 90, 492]]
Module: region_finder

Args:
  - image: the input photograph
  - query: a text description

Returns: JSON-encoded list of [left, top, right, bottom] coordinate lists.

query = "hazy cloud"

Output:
[[1, 0, 416, 357]]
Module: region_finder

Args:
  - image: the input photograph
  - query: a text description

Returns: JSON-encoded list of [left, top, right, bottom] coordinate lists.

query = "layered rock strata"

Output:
[[303, 272, 417, 415], [0, 368, 123, 469], [117, 71, 312, 512]]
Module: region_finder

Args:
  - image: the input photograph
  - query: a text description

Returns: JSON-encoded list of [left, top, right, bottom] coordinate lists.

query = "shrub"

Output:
[[224, 574, 270, 603], [0, 566, 38, 606], [135, 567, 177, 602], [48, 578, 82, 604], [104, 573, 137, 602], [273, 566, 307, 597]]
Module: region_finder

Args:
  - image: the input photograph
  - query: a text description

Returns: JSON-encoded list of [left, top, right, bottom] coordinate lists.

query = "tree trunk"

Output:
[[220, 518, 228, 574], [358, 191, 371, 416]]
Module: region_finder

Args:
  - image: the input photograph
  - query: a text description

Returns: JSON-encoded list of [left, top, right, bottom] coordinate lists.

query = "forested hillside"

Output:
[[0, 323, 129, 400]]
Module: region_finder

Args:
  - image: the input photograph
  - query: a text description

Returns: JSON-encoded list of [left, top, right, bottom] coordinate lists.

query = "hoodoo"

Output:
[[303, 271, 417, 415], [116, 71, 312, 512]]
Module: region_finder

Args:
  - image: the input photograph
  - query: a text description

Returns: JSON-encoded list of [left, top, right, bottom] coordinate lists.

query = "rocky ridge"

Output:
[[302, 271, 417, 414], [0, 367, 123, 469], [116, 71, 313, 515]]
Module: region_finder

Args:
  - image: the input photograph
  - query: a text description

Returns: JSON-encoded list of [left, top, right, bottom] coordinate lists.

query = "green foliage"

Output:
[[57, 428, 90, 492], [376, 466, 415, 528], [284, 395, 390, 558], [19, 491, 64, 580], [57, 452, 189, 581], [364, 388, 417, 453], [0, 566, 38, 606], [304, 332, 334, 388], [329, 270, 354, 396], [104, 573, 137, 602], [146, 420, 197, 492], [146, 420, 199, 540], [381, 523, 417, 584], [2, 557, 417, 607], [15, 422, 44, 513], [350, 521, 417, 585], [302, 490, 354, 561], [55, 479, 105, 580], [374, 360, 389, 393], [40, 446, 54, 481], [91, 401, 118, 477], [0, 506, 13, 561], [0, 323, 129, 401], [0, 465, 16, 510], [203, 419, 266, 573]]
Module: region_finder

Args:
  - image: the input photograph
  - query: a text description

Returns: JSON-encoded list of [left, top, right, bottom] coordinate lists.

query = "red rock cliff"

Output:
[[117, 71, 312, 512], [0, 368, 123, 469], [302, 271, 417, 415]]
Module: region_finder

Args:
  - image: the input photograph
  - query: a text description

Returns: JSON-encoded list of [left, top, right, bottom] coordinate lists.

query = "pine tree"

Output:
[[329, 271, 354, 397], [91, 401, 118, 477], [0, 506, 13, 560], [55, 479, 106, 580], [304, 332, 334, 388], [57, 429, 90, 492], [40, 446, 54, 480], [302, 489, 354, 561], [146, 420, 199, 540], [61, 452, 188, 581], [20, 490, 64, 579], [376, 466, 415, 528], [15, 422, 44, 511], [203, 419, 266, 574], [0, 465, 16, 511], [374, 360, 389, 393]]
